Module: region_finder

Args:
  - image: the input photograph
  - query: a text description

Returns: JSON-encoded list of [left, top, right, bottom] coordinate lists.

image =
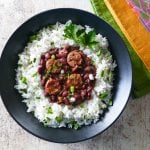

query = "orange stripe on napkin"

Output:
[[104, 0, 150, 71]]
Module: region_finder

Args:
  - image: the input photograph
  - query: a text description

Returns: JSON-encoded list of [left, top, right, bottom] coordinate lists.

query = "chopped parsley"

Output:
[[21, 76, 27, 84], [20, 89, 27, 93], [70, 85, 75, 94], [80, 103, 84, 108], [109, 99, 113, 106], [55, 116, 63, 123], [43, 117, 51, 127], [32, 72, 37, 77], [47, 107, 53, 114], [68, 120, 80, 130], [100, 70, 104, 77], [29, 35, 40, 42], [99, 92, 108, 99], [33, 58, 36, 62], [64, 23, 98, 49], [96, 49, 102, 56], [51, 54, 56, 59], [18, 64, 22, 67], [36, 96, 40, 99]]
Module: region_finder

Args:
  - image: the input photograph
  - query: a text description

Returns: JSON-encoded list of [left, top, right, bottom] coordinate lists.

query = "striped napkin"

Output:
[[105, 0, 150, 71], [90, 0, 150, 98]]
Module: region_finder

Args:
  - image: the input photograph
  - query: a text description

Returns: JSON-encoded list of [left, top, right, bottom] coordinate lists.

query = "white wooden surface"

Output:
[[0, 0, 150, 150]]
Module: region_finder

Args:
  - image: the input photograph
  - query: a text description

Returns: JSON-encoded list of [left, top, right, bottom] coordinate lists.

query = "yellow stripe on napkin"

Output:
[[104, 0, 150, 71]]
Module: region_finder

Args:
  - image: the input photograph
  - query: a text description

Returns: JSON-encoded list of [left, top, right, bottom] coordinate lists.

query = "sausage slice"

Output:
[[67, 50, 82, 67], [46, 59, 62, 73], [66, 73, 83, 89], [45, 78, 61, 95]]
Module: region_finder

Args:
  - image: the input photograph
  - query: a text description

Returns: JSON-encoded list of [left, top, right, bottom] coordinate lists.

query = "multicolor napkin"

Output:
[[90, 0, 150, 98]]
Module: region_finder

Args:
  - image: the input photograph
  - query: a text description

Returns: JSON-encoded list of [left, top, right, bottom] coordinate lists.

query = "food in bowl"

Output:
[[39, 46, 96, 105], [15, 21, 116, 129]]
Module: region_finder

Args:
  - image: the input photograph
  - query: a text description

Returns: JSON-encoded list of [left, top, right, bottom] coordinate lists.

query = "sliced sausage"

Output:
[[46, 59, 62, 73], [67, 50, 82, 67], [66, 73, 83, 88], [45, 78, 61, 95]]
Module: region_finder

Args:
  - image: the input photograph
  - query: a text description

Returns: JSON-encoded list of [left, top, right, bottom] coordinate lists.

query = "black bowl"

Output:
[[0, 8, 132, 143]]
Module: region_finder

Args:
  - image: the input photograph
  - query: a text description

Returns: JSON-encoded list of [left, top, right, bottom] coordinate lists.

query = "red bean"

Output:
[[84, 66, 95, 73], [62, 91, 68, 97], [85, 79, 91, 84], [45, 53, 51, 59], [41, 77, 46, 86], [60, 49, 68, 55], [74, 93, 81, 101], [63, 97, 70, 105], [55, 68, 61, 74], [58, 58, 67, 64], [64, 44, 71, 50], [38, 65, 44, 74], [82, 84, 86, 89], [64, 65, 69, 71], [50, 95, 57, 102], [41, 54, 45, 59], [81, 90, 87, 97], [49, 49, 57, 55], [72, 65, 78, 72], [87, 86, 93, 92], [87, 92, 91, 98], [44, 91, 49, 97], [83, 73, 89, 80], [85, 57, 91, 65], [56, 52, 67, 58], [40, 59, 45, 66]]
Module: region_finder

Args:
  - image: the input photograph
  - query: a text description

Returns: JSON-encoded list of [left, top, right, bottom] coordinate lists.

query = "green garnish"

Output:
[[47, 107, 53, 114], [51, 54, 55, 59], [18, 64, 22, 67], [21, 76, 27, 84], [80, 103, 84, 108], [91, 60, 95, 65], [36, 96, 40, 99], [55, 116, 62, 123], [20, 89, 27, 93], [109, 99, 113, 106], [46, 117, 51, 122], [29, 35, 40, 42], [33, 58, 36, 62], [67, 93, 72, 99], [99, 92, 108, 99], [74, 123, 79, 130], [57, 62, 62, 67], [68, 120, 80, 130], [70, 86, 75, 93], [64, 23, 98, 49], [96, 49, 102, 56], [108, 69, 112, 81], [43, 117, 51, 127], [43, 123, 48, 127], [32, 72, 37, 77], [100, 70, 104, 77], [50, 41, 54, 45], [52, 65, 57, 71]]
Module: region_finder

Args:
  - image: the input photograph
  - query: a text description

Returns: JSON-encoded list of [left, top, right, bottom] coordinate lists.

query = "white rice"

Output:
[[15, 21, 116, 129]]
